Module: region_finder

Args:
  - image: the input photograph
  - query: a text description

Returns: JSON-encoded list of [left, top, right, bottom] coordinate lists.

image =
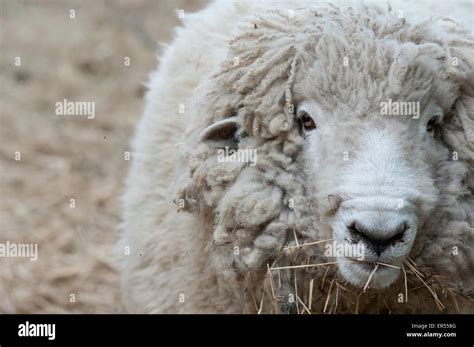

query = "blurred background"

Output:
[[0, 0, 206, 313]]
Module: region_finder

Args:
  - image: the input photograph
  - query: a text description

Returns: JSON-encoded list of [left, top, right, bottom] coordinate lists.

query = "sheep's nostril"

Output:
[[347, 222, 362, 236], [388, 229, 405, 243], [346, 221, 407, 256]]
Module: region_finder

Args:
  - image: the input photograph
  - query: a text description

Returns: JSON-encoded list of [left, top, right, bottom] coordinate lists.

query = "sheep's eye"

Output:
[[301, 112, 317, 132], [426, 115, 440, 134]]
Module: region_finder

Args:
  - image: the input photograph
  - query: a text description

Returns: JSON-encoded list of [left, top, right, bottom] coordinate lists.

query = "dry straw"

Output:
[[257, 239, 468, 314]]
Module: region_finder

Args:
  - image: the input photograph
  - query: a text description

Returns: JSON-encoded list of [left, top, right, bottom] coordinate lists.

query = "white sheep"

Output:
[[120, 0, 474, 313]]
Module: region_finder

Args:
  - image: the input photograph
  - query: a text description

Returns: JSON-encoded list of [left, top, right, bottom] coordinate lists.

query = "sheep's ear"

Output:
[[199, 117, 239, 148]]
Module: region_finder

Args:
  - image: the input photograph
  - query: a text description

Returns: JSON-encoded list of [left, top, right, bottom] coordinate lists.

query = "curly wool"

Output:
[[121, 2, 473, 313]]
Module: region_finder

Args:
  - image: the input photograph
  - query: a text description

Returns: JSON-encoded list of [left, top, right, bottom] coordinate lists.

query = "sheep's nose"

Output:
[[347, 222, 407, 257]]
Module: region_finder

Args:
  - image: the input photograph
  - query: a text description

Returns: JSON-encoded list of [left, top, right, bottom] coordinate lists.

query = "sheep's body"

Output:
[[120, 0, 474, 313], [120, 0, 245, 313]]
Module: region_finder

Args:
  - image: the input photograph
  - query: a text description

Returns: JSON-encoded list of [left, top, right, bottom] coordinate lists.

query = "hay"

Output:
[[363, 264, 380, 293], [257, 238, 472, 314], [404, 259, 445, 310]]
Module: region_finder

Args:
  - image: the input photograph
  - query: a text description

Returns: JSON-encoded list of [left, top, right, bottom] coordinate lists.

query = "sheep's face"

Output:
[[298, 94, 447, 289]]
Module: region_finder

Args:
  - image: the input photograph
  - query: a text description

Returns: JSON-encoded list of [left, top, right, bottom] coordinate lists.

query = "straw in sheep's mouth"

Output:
[[347, 259, 400, 270], [252, 239, 467, 314]]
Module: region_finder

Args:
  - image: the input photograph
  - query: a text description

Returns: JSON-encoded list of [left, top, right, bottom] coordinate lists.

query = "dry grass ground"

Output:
[[0, 0, 206, 313]]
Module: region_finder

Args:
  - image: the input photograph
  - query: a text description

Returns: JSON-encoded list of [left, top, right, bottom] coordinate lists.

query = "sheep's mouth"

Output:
[[338, 257, 401, 289], [347, 258, 396, 271]]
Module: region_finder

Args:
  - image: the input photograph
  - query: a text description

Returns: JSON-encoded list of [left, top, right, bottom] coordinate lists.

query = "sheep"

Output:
[[120, 0, 474, 313]]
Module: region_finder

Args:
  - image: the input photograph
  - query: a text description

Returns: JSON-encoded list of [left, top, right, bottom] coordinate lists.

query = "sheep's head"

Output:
[[297, 76, 456, 289], [177, 6, 473, 312]]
